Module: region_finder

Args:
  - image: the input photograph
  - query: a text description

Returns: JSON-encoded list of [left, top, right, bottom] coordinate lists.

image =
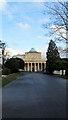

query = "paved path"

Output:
[[2, 73, 67, 118]]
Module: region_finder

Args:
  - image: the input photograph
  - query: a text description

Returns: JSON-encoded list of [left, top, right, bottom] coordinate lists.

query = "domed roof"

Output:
[[29, 48, 37, 53]]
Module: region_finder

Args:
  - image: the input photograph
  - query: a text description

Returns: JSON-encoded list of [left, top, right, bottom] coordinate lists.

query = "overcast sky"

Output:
[[0, 0, 67, 58]]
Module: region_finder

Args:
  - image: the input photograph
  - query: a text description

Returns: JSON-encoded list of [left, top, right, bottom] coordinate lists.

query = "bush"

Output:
[[2, 67, 10, 75], [54, 59, 66, 70], [16, 58, 24, 70], [4, 58, 19, 73]]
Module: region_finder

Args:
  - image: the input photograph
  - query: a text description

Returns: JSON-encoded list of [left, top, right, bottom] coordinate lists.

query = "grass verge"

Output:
[[59, 75, 68, 79], [2, 72, 24, 87], [53, 74, 68, 79]]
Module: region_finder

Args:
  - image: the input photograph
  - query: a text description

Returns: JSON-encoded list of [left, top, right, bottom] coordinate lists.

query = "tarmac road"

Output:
[[2, 73, 67, 118]]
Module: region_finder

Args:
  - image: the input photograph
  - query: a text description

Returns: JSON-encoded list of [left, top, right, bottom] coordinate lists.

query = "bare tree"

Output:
[[43, 1, 68, 43], [0, 40, 6, 66]]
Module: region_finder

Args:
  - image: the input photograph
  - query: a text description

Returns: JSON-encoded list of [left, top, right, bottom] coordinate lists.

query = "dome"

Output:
[[29, 48, 37, 53]]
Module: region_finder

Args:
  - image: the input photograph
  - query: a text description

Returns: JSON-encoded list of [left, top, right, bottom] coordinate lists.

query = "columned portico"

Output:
[[23, 48, 47, 72], [24, 62, 46, 72]]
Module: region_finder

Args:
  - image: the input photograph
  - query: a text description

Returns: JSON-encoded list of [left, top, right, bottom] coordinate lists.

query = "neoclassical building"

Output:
[[23, 48, 46, 72]]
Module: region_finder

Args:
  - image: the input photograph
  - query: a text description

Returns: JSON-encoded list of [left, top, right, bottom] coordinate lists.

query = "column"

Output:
[[44, 63, 46, 69], [28, 63, 29, 71], [44, 63, 45, 70], [35, 63, 36, 72], [31, 63, 32, 72], [42, 63, 44, 71], [24, 63, 26, 71], [41, 63, 42, 71], [38, 63, 39, 72]]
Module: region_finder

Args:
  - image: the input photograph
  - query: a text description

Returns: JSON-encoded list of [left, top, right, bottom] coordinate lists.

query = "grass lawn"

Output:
[[53, 74, 68, 79], [60, 75, 68, 79], [2, 72, 24, 87]]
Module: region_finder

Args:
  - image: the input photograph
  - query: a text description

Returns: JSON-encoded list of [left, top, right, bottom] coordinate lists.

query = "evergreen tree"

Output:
[[46, 39, 60, 74]]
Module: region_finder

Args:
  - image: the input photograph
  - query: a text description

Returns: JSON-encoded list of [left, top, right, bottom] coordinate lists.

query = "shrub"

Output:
[[2, 67, 10, 75], [16, 58, 24, 70], [4, 58, 19, 73]]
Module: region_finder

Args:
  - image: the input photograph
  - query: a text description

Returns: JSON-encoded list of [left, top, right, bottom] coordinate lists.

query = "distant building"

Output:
[[13, 54, 25, 59], [12, 48, 46, 72], [23, 48, 46, 72]]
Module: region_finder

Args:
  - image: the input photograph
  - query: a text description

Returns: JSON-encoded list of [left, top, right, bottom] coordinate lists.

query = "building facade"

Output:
[[23, 48, 46, 72]]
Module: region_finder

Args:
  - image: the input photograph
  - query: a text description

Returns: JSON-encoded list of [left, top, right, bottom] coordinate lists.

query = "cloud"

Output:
[[5, 48, 26, 57], [51, 25, 66, 40], [36, 46, 48, 58], [16, 22, 31, 30], [0, 0, 13, 19], [0, 0, 7, 11], [58, 47, 67, 58], [63, 47, 68, 53]]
